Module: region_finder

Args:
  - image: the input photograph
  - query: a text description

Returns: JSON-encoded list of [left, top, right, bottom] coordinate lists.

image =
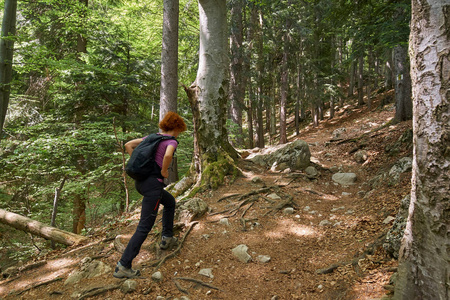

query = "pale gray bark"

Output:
[[229, 0, 244, 146], [159, 0, 179, 120], [0, 0, 17, 134], [160, 0, 179, 185], [394, 1, 450, 299], [0, 209, 87, 246]]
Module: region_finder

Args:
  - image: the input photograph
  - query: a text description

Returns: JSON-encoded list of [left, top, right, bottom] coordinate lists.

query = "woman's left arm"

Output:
[[161, 145, 176, 178]]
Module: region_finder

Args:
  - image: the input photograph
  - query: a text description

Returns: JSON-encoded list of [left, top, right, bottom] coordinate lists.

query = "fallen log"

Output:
[[0, 208, 87, 246]]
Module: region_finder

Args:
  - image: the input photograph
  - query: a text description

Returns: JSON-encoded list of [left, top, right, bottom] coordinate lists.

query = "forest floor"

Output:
[[0, 92, 413, 300]]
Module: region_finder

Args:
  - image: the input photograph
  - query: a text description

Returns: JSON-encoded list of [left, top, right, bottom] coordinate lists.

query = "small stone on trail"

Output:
[[257, 255, 271, 263], [232, 244, 252, 263], [152, 271, 163, 282], [121, 279, 138, 293], [383, 216, 395, 224], [219, 218, 230, 226], [319, 220, 333, 226], [199, 268, 214, 278], [267, 193, 281, 200], [283, 207, 294, 214]]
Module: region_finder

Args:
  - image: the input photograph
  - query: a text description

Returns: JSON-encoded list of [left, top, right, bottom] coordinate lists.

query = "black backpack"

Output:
[[125, 133, 177, 181]]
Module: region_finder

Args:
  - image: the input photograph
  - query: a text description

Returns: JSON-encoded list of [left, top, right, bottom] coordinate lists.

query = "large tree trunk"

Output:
[[0, 209, 87, 246], [394, 1, 449, 299], [160, 0, 179, 185], [184, 0, 239, 189], [393, 44, 412, 122], [0, 0, 17, 135]]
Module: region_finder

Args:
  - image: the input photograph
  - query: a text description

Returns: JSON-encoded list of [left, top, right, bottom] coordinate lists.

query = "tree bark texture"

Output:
[[394, 44, 412, 122], [159, 0, 179, 120], [0, 0, 17, 134], [184, 0, 238, 188], [358, 54, 364, 106], [0, 209, 87, 246], [160, 0, 179, 185], [229, 0, 244, 146], [394, 1, 449, 299]]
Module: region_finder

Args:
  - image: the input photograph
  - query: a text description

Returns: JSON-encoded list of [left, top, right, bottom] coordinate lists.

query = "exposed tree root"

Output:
[[173, 276, 224, 292], [316, 232, 388, 275], [15, 277, 63, 296], [146, 221, 198, 271], [263, 192, 298, 216], [77, 284, 121, 300]]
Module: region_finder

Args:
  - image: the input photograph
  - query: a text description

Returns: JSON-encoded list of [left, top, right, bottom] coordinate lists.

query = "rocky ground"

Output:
[[0, 95, 413, 300]]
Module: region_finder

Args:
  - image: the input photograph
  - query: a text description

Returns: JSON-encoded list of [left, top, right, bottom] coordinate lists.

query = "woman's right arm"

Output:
[[124, 138, 143, 156]]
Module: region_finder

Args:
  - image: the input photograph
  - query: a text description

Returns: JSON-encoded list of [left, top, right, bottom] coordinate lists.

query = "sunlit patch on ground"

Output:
[[265, 219, 319, 239]]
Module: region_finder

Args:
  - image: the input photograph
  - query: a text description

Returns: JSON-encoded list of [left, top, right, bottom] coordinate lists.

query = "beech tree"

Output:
[[184, 0, 239, 190], [394, 0, 449, 299]]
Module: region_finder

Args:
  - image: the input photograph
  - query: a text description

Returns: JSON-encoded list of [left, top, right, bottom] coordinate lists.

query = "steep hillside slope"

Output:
[[0, 97, 412, 300]]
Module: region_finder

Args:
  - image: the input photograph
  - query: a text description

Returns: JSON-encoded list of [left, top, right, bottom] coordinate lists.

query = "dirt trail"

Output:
[[0, 99, 412, 300]]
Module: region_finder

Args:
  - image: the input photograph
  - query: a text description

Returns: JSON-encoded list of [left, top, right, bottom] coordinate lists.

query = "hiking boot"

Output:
[[159, 236, 178, 250], [113, 262, 141, 278]]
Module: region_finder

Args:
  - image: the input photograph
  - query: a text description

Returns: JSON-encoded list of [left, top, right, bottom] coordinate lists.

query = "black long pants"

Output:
[[119, 177, 175, 268]]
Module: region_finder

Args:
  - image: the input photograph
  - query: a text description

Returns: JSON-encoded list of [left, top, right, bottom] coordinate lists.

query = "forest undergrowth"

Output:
[[0, 92, 412, 300]]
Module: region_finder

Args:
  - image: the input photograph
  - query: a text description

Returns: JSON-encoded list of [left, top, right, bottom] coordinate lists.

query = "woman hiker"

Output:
[[114, 112, 187, 278]]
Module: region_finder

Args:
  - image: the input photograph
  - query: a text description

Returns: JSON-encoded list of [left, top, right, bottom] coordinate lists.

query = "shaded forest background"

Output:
[[0, 0, 410, 268]]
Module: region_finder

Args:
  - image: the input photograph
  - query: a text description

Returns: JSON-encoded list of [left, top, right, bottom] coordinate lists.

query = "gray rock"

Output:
[[64, 258, 111, 285], [354, 150, 368, 163], [198, 268, 214, 278], [249, 139, 310, 171], [219, 218, 230, 226], [319, 220, 333, 226], [251, 177, 264, 184], [177, 197, 208, 224], [332, 173, 357, 185], [305, 166, 318, 176], [121, 279, 138, 293], [232, 244, 252, 263], [152, 271, 163, 282], [256, 255, 271, 263], [283, 207, 294, 214], [267, 193, 281, 200], [388, 157, 412, 184], [332, 128, 346, 139], [383, 195, 411, 258]]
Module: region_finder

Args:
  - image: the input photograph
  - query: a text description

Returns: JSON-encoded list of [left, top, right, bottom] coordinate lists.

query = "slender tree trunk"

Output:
[[279, 36, 289, 145], [0, 0, 17, 135], [229, 0, 244, 146], [247, 84, 254, 148], [357, 54, 364, 106], [160, 0, 179, 185], [0, 209, 87, 246], [384, 48, 394, 91], [348, 59, 355, 97], [394, 44, 412, 122], [256, 10, 265, 148], [367, 47, 373, 109], [160, 0, 179, 119], [394, 1, 449, 299]]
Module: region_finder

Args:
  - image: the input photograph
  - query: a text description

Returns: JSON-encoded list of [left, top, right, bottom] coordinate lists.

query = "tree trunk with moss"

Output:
[[184, 0, 240, 191]]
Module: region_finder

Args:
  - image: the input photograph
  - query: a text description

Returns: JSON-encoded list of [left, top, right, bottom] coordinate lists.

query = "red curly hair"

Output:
[[159, 111, 187, 132]]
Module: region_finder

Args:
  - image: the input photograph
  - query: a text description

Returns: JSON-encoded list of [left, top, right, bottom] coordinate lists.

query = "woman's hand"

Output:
[[161, 169, 169, 178]]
